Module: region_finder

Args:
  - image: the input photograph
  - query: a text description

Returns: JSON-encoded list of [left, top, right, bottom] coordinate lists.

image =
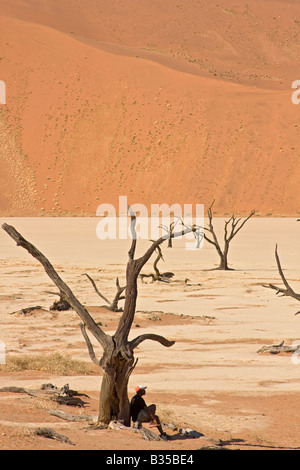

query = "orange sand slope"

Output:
[[0, 0, 299, 217]]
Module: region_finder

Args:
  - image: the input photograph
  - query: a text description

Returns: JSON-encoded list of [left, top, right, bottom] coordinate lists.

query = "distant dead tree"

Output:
[[82, 274, 126, 312], [140, 245, 174, 283], [159, 221, 176, 248], [2, 217, 198, 427], [263, 245, 300, 315], [204, 201, 255, 270]]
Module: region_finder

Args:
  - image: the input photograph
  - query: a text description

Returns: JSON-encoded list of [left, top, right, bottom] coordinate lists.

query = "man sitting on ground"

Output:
[[130, 385, 167, 438]]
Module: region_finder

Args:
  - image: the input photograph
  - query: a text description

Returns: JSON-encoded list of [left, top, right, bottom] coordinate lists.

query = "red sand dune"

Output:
[[0, 0, 299, 217]]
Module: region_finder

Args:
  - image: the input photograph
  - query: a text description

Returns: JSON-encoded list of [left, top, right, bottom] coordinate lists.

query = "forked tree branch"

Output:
[[204, 201, 255, 246], [82, 273, 111, 305], [128, 334, 175, 350], [2, 223, 110, 349], [83, 274, 126, 311], [263, 245, 300, 308], [226, 210, 255, 242], [3, 221, 180, 362], [114, 212, 198, 342], [135, 223, 197, 274]]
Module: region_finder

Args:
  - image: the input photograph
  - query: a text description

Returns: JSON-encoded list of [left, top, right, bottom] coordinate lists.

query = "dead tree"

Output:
[[204, 201, 255, 270], [263, 245, 300, 314], [82, 274, 126, 312], [2, 218, 197, 427], [159, 221, 176, 248], [140, 245, 174, 283]]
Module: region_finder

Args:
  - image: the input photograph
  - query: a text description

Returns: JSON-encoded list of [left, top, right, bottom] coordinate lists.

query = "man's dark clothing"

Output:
[[130, 394, 146, 422]]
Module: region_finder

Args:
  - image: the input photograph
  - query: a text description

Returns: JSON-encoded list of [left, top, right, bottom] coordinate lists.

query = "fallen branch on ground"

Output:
[[9, 306, 49, 315], [34, 427, 75, 446], [108, 420, 164, 441], [0, 383, 89, 407], [257, 340, 299, 354], [47, 409, 97, 423]]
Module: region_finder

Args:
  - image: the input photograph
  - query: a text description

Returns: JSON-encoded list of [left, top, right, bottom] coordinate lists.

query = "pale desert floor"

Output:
[[0, 217, 300, 450]]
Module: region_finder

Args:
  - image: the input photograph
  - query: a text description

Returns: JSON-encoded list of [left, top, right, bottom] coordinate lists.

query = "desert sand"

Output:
[[0, 217, 300, 450], [0, 0, 300, 217], [1, 0, 300, 452]]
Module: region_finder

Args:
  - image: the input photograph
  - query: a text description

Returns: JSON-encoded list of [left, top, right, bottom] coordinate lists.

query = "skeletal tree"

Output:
[[204, 201, 255, 270], [82, 274, 126, 312], [263, 245, 300, 315], [140, 245, 174, 283], [2, 217, 197, 427]]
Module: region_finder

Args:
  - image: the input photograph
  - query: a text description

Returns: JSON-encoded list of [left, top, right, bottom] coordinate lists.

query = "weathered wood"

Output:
[[34, 427, 75, 445], [108, 420, 164, 441], [140, 245, 174, 283], [83, 273, 126, 311], [50, 296, 72, 311], [257, 340, 299, 354], [263, 245, 300, 311], [0, 386, 39, 396], [9, 306, 49, 315], [0, 384, 89, 407], [204, 201, 255, 270], [52, 395, 87, 407], [47, 409, 96, 423]]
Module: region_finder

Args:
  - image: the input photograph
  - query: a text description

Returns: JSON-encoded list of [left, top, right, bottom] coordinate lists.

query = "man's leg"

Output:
[[135, 409, 150, 428], [148, 404, 165, 435]]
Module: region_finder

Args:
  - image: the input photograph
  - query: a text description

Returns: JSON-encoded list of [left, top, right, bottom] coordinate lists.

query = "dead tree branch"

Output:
[[159, 220, 178, 248], [263, 245, 300, 313], [257, 340, 299, 354], [140, 245, 174, 283], [129, 333, 175, 350], [82, 274, 126, 311], [34, 428, 75, 446]]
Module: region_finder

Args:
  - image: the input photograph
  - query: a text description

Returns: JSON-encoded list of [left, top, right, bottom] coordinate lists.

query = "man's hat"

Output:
[[135, 385, 147, 392]]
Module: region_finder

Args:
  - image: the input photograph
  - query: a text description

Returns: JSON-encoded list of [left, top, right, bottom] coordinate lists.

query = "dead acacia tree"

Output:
[[263, 245, 300, 314], [140, 245, 174, 283], [204, 201, 255, 270], [2, 217, 197, 427], [82, 274, 126, 312]]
